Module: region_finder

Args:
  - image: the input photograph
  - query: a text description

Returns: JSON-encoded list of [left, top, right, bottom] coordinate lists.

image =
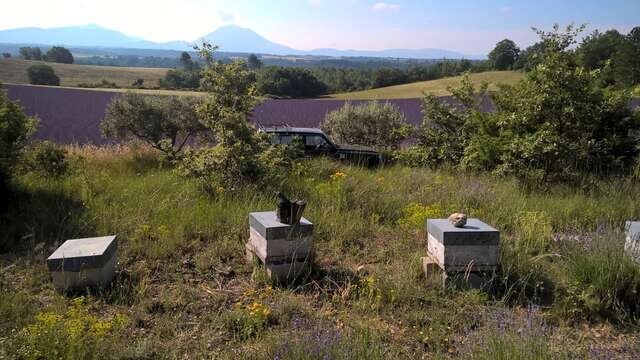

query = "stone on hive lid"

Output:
[[625, 221, 640, 262], [426, 218, 499, 272], [47, 235, 117, 291]]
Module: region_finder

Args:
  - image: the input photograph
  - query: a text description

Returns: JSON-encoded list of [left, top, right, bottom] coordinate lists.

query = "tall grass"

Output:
[[2, 146, 640, 357]]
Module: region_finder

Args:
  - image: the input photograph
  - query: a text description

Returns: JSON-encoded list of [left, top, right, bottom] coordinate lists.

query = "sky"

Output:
[[1, 0, 639, 54]]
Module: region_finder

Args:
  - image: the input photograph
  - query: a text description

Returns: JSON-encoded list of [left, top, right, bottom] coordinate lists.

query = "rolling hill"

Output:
[[0, 58, 168, 88], [330, 71, 523, 100]]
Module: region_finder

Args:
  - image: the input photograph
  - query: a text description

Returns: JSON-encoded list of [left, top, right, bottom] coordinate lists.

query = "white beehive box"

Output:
[[426, 219, 500, 272], [46, 236, 117, 291]]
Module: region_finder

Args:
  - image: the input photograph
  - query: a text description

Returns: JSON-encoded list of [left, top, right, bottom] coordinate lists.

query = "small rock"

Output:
[[448, 213, 468, 227]]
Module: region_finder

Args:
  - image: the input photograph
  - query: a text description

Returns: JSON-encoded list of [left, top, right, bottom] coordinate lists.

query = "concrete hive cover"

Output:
[[426, 219, 499, 246], [47, 236, 117, 272]]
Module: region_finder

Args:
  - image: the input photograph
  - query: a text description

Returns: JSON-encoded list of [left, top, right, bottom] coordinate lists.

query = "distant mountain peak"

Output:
[[197, 25, 297, 55], [0, 23, 485, 59]]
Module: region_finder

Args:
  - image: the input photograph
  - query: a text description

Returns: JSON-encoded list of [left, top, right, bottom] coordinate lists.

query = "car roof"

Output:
[[260, 126, 325, 134]]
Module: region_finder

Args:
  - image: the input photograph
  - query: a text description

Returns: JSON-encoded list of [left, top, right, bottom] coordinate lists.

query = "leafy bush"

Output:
[[414, 25, 640, 185], [179, 43, 300, 189], [0, 86, 38, 189], [27, 64, 60, 86], [11, 297, 128, 360], [159, 68, 201, 89], [102, 93, 205, 160], [46, 46, 74, 64], [29, 141, 68, 177], [416, 73, 492, 168], [321, 101, 413, 150]]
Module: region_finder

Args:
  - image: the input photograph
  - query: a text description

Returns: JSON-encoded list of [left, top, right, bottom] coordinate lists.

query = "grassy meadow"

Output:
[[330, 71, 523, 100], [1, 146, 640, 359], [0, 58, 168, 88]]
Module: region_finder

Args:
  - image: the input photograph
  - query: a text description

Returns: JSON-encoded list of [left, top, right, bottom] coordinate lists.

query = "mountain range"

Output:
[[0, 24, 484, 59]]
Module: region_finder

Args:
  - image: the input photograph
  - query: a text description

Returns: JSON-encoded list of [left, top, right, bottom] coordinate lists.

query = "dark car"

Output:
[[260, 127, 381, 167]]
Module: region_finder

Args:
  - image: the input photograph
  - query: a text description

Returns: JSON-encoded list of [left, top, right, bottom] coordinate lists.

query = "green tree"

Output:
[[321, 101, 412, 150], [416, 73, 493, 168], [256, 66, 326, 98], [46, 46, 74, 64], [27, 65, 60, 86], [2, 53, 10, 59], [180, 51, 195, 70], [415, 24, 640, 185], [19, 47, 42, 60], [513, 42, 545, 71], [102, 93, 205, 160], [612, 27, 640, 87], [179, 43, 297, 188], [577, 29, 624, 70], [159, 68, 201, 89], [247, 54, 263, 69], [488, 39, 520, 70], [0, 84, 39, 191]]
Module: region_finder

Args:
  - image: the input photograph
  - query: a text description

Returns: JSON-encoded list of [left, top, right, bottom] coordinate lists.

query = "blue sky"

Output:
[[2, 0, 639, 54]]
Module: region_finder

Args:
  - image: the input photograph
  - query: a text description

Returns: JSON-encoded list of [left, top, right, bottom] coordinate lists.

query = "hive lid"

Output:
[[47, 236, 117, 272], [249, 211, 313, 240], [426, 219, 499, 246]]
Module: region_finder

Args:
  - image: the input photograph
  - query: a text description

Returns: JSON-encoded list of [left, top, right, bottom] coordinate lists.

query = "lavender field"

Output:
[[5, 84, 640, 146], [2, 84, 472, 145]]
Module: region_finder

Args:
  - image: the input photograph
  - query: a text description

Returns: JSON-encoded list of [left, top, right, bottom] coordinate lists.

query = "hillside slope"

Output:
[[330, 71, 522, 100], [0, 58, 168, 88]]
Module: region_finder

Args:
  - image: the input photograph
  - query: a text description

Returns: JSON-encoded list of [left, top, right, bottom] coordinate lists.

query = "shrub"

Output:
[[414, 24, 640, 185], [10, 297, 128, 360], [179, 43, 300, 189], [321, 101, 413, 150], [29, 141, 68, 177], [102, 93, 205, 160], [416, 73, 493, 168], [46, 46, 74, 64], [0, 86, 38, 190], [159, 68, 201, 89], [131, 78, 144, 88], [27, 64, 60, 86]]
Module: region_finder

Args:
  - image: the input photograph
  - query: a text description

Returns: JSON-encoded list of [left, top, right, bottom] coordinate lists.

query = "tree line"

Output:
[[158, 51, 490, 98], [17, 46, 74, 64], [488, 25, 640, 88]]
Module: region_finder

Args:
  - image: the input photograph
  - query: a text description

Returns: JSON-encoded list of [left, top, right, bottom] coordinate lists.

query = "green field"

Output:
[[0, 58, 168, 88], [1, 148, 639, 358], [330, 71, 523, 100]]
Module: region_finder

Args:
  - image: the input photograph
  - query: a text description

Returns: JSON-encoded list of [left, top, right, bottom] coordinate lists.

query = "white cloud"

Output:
[[372, 2, 400, 12], [500, 6, 512, 13]]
